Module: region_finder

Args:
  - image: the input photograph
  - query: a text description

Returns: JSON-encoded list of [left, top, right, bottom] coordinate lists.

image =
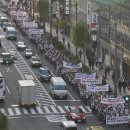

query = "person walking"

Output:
[[107, 65, 110, 76], [62, 36, 65, 44], [78, 49, 82, 59], [67, 42, 70, 50], [118, 79, 122, 94], [122, 78, 127, 93]]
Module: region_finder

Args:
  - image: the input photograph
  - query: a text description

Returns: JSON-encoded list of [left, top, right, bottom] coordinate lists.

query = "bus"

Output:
[[0, 72, 5, 101]]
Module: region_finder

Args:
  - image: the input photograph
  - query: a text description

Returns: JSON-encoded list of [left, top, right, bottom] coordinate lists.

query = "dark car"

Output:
[[38, 67, 51, 82], [24, 48, 33, 58], [1, 52, 14, 64], [66, 106, 86, 123], [30, 55, 42, 67], [16, 41, 27, 50]]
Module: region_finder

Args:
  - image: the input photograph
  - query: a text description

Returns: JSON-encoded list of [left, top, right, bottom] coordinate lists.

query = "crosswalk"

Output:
[[0, 105, 92, 117]]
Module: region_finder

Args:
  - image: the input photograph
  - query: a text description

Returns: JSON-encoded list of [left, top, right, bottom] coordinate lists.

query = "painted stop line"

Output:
[[46, 115, 66, 122]]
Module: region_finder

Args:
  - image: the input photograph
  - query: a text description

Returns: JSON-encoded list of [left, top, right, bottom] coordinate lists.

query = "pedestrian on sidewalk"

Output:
[[122, 79, 127, 93], [107, 65, 110, 76], [0, 39, 1, 48], [62, 36, 65, 44], [118, 79, 122, 94], [104, 66, 108, 78], [78, 49, 82, 59], [67, 42, 70, 50]]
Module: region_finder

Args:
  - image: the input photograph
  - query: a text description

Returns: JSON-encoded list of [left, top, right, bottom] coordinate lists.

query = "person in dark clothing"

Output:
[[112, 72, 115, 81], [67, 42, 70, 50], [102, 76, 107, 85], [79, 49, 82, 59], [118, 80, 122, 94], [122, 80, 127, 93], [0, 39, 1, 48], [107, 65, 110, 76]]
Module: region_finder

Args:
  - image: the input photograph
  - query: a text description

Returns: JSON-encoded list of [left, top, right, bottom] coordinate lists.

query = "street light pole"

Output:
[[50, 0, 52, 43]]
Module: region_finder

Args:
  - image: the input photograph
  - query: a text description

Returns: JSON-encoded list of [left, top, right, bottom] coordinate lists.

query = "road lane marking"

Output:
[[6, 86, 10, 95], [57, 106, 65, 113], [79, 106, 87, 113], [43, 106, 50, 113], [11, 104, 19, 107], [30, 108, 36, 114], [22, 108, 28, 114], [86, 106, 92, 113], [50, 105, 58, 113], [36, 107, 43, 114], [8, 108, 14, 115], [14, 108, 21, 115], [0, 108, 6, 116]]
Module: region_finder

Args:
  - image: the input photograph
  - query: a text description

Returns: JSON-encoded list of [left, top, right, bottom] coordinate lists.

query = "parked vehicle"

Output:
[[0, 72, 5, 101], [1, 52, 14, 64], [17, 79, 36, 107], [30, 55, 42, 67], [2, 22, 12, 31], [16, 41, 27, 50], [66, 106, 86, 123], [60, 121, 77, 130], [0, 16, 8, 26], [24, 48, 33, 58], [38, 67, 51, 82], [5, 27, 17, 40], [50, 77, 68, 99]]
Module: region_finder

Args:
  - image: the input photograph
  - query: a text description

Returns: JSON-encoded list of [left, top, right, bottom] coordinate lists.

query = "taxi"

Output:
[[87, 126, 104, 130]]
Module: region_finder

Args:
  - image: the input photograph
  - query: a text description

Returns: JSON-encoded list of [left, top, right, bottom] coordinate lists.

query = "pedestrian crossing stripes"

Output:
[[0, 106, 92, 117]]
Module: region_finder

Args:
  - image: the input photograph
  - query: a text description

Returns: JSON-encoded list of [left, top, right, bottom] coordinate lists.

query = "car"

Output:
[[2, 22, 12, 31], [66, 106, 86, 123], [38, 67, 51, 82], [1, 52, 14, 64], [60, 121, 77, 130], [86, 126, 104, 130], [16, 41, 27, 50], [30, 55, 42, 67], [24, 48, 33, 58]]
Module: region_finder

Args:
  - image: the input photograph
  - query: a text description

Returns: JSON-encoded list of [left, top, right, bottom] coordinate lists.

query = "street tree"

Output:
[[0, 113, 8, 130], [72, 21, 91, 64], [37, 0, 49, 32]]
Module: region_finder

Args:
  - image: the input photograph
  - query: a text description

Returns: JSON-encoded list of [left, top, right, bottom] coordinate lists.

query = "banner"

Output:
[[101, 97, 125, 104], [81, 78, 102, 85], [86, 84, 109, 92], [106, 116, 128, 125], [75, 73, 96, 79], [22, 21, 38, 28], [63, 61, 82, 69], [28, 29, 44, 35]]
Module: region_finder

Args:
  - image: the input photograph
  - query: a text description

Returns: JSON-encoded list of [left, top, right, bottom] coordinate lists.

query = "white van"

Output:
[[5, 27, 17, 40], [60, 121, 77, 130], [50, 77, 68, 99], [0, 72, 5, 101]]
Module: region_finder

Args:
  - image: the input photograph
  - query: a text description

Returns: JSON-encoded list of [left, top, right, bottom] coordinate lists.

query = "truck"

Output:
[[17, 80, 37, 107], [0, 72, 5, 101]]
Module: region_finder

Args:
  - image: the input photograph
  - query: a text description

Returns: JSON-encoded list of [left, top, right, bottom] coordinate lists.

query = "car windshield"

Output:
[[8, 31, 16, 34], [54, 85, 66, 90], [40, 69, 50, 75], [26, 49, 32, 52], [2, 54, 11, 59], [32, 57, 40, 61], [71, 108, 83, 114]]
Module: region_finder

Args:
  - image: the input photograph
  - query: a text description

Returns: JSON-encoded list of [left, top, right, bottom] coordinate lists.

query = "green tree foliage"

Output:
[[72, 21, 91, 64], [0, 113, 8, 130]]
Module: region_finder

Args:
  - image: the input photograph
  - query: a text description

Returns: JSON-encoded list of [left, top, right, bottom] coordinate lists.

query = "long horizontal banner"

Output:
[[86, 84, 109, 92], [81, 78, 102, 85], [63, 61, 82, 69], [106, 116, 128, 125], [75, 73, 96, 79], [22, 21, 38, 28], [28, 29, 44, 35], [101, 97, 125, 104]]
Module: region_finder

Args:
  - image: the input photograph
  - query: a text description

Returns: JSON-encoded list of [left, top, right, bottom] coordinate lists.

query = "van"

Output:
[[0, 16, 8, 26], [50, 77, 68, 99], [5, 27, 17, 40], [60, 121, 77, 130], [0, 72, 5, 101]]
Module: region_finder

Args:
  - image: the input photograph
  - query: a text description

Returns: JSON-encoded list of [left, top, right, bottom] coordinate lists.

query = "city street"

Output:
[[0, 1, 130, 130]]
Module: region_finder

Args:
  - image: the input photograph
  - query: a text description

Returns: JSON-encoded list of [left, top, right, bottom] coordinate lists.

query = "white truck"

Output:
[[17, 80, 36, 107], [0, 72, 5, 101]]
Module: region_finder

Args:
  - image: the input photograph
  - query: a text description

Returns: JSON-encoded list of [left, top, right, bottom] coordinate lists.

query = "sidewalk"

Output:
[[45, 22, 129, 97]]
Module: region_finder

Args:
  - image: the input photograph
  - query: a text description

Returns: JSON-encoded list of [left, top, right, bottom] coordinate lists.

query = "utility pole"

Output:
[[75, 1, 78, 55], [50, 0, 52, 43], [114, 22, 118, 98]]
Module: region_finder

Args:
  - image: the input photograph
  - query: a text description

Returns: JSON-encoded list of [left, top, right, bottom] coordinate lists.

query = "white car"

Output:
[[24, 48, 33, 58], [30, 55, 42, 67], [16, 41, 27, 50]]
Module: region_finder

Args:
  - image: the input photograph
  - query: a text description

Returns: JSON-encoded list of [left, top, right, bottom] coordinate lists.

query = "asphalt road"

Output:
[[0, 9, 129, 130]]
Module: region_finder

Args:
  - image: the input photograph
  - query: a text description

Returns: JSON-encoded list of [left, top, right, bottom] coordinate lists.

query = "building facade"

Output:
[[97, 0, 130, 77]]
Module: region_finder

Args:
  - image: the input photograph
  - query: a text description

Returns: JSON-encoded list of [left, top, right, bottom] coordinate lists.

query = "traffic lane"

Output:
[[0, 63, 22, 107], [8, 116, 60, 130]]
